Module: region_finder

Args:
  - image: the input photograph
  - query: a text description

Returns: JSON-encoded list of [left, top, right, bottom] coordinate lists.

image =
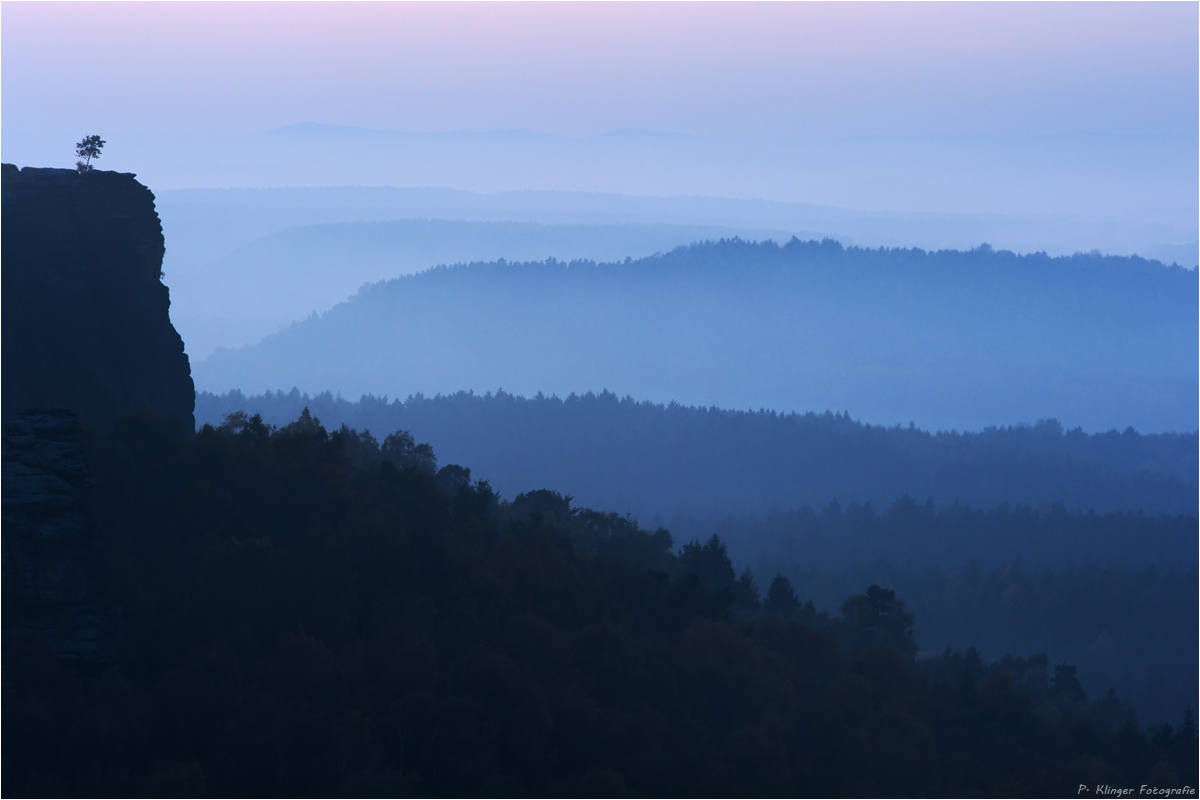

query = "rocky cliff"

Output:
[[1, 409, 116, 665], [1, 164, 194, 430], [2, 164, 192, 665]]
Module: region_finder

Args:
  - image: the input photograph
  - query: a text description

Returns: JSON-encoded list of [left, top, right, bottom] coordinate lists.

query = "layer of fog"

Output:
[[160, 170, 1197, 360]]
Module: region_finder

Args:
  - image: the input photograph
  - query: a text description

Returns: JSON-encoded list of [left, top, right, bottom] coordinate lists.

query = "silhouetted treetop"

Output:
[[74, 134, 104, 173]]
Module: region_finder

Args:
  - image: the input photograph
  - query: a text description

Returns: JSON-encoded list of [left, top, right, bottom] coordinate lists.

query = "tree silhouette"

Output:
[[733, 567, 761, 614], [677, 534, 736, 590], [840, 584, 917, 656], [75, 135, 105, 172], [764, 573, 801, 616], [1050, 663, 1086, 702], [382, 429, 437, 474]]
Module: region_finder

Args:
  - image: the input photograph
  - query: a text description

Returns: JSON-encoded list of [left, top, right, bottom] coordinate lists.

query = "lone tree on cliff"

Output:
[[75, 135, 105, 172]]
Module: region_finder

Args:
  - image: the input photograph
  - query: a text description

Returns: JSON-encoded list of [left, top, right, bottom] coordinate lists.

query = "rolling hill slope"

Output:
[[195, 239, 1198, 433]]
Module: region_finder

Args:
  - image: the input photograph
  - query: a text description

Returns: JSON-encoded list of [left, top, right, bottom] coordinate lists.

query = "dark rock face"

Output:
[[1, 164, 194, 430], [2, 164, 189, 664], [2, 409, 116, 665]]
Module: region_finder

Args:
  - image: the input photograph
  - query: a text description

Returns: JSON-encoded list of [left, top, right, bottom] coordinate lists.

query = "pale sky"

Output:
[[4, 2, 1195, 140], [2, 1, 1197, 226]]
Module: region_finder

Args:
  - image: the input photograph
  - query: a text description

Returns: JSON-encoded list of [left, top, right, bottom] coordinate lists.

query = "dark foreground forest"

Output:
[[4, 409, 1195, 797]]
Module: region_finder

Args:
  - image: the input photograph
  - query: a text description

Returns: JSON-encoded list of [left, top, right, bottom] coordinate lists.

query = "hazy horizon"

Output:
[[5, 2, 1196, 426], [4, 3, 1196, 224]]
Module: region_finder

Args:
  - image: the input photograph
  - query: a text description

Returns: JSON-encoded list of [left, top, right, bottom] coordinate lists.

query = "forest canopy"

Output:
[[4, 408, 1195, 797]]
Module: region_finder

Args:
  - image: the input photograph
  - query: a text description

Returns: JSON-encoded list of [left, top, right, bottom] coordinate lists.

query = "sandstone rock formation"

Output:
[[1, 408, 116, 664], [2, 164, 193, 664], [1, 164, 194, 430]]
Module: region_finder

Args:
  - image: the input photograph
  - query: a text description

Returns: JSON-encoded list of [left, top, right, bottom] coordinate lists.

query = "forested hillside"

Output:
[[670, 507, 1197, 728], [4, 409, 1195, 796], [197, 388, 1199, 521], [194, 239, 1198, 432], [195, 392, 1200, 726]]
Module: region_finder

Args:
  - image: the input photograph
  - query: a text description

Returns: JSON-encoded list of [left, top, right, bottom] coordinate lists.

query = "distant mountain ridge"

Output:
[[163, 217, 798, 358], [157, 183, 1198, 266], [261, 122, 708, 144], [157, 182, 1197, 357], [195, 238, 1198, 433]]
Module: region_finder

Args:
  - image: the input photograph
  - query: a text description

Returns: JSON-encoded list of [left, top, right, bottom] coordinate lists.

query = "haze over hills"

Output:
[[155, 163, 1198, 360], [98, 123, 1200, 246], [195, 238, 1198, 434], [162, 216, 798, 359]]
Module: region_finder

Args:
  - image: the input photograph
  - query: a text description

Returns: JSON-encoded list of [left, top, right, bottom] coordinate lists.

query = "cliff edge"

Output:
[[1, 164, 194, 430]]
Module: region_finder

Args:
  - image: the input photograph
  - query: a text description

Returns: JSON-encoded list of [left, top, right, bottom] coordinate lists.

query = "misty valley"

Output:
[[2, 160, 1196, 799]]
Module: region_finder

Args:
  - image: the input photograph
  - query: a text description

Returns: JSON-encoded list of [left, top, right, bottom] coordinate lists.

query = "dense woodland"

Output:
[[675, 507, 1197, 729], [197, 388, 1199, 520], [4, 409, 1195, 797], [194, 391, 1199, 725]]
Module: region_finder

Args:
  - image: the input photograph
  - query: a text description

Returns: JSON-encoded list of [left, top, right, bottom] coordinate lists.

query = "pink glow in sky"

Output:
[[3, 2, 1196, 139]]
